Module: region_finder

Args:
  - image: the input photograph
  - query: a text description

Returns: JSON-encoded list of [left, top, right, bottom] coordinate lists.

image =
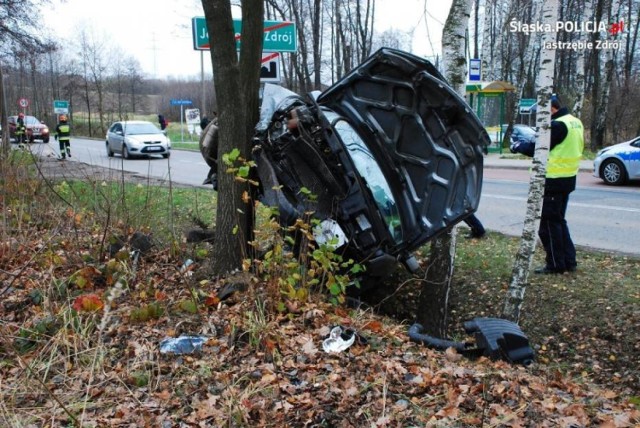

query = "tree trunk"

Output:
[[203, 0, 263, 275], [502, 0, 559, 323], [481, 0, 495, 81], [0, 65, 9, 155], [571, 0, 592, 118], [415, 0, 470, 337], [417, 234, 456, 337], [591, 0, 616, 150]]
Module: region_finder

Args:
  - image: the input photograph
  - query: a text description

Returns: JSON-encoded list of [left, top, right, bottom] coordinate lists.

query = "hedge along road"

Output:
[[25, 138, 640, 256]]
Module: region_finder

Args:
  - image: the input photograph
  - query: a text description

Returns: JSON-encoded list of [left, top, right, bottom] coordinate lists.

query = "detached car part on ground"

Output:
[[201, 48, 534, 365]]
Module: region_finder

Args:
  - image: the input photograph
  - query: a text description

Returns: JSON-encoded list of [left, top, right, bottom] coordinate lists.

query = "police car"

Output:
[[593, 136, 640, 185]]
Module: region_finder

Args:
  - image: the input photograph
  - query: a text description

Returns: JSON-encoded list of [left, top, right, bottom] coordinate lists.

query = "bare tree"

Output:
[[202, 0, 264, 274], [0, 0, 54, 154], [502, 0, 559, 323]]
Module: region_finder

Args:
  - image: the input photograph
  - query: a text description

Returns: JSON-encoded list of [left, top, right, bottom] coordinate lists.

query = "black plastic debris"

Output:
[[408, 317, 534, 366], [463, 317, 535, 365]]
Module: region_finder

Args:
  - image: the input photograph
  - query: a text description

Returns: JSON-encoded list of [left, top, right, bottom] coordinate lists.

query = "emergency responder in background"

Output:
[[158, 114, 168, 131], [55, 114, 72, 160], [16, 112, 27, 146], [510, 95, 584, 274]]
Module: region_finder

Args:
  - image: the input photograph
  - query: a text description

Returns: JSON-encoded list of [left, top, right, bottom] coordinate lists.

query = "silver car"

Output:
[[106, 121, 170, 159], [593, 136, 640, 185]]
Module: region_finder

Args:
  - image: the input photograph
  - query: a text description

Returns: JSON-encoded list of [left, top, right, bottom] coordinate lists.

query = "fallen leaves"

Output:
[[72, 294, 104, 312]]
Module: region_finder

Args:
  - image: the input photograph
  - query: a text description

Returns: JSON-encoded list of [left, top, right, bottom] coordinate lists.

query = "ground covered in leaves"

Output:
[[0, 156, 638, 427]]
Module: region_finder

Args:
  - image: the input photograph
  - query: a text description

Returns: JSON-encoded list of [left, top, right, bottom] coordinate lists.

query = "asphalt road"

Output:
[[26, 139, 640, 256], [31, 137, 210, 187]]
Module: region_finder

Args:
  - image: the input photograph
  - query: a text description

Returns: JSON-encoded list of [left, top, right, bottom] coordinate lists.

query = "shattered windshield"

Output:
[[325, 112, 403, 243]]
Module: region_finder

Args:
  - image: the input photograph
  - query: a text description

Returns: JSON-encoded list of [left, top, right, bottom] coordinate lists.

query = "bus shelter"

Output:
[[466, 81, 516, 153]]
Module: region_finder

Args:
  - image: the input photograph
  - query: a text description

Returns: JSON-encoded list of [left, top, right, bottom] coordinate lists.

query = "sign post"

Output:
[[53, 100, 69, 115], [170, 99, 193, 143], [192, 18, 297, 52], [260, 52, 281, 82], [18, 97, 29, 112], [469, 59, 481, 82]]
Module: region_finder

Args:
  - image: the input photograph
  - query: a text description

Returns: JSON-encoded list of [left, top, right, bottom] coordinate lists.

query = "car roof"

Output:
[[114, 120, 154, 125], [9, 115, 39, 121]]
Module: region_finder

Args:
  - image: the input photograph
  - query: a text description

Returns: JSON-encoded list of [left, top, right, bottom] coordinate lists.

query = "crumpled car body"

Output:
[[202, 48, 490, 277]]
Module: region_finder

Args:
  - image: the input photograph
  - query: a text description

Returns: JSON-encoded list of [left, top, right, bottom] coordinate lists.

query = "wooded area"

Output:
[[1, 0, 639, 148]]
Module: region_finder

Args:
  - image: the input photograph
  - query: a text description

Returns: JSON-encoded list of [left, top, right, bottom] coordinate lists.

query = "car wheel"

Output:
[[42, 137, 49, 143], [162, 153, 170, 159], [601, 159, 627, 185], [123, 145, 131, 159], [106, 142, 114, 157]]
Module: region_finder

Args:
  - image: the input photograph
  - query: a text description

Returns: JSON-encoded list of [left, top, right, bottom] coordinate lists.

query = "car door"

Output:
[[109, 123, 124, 153], [627, 138, 640, 179]]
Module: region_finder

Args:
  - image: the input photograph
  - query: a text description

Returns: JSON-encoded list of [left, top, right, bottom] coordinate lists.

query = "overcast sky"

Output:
[[47, 0, 451, 79]]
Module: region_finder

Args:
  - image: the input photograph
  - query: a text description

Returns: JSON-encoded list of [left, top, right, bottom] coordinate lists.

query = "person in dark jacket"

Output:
[[55, 114, 72, 160], [510, 96, 584, 274], [158, 114, 168, 131]]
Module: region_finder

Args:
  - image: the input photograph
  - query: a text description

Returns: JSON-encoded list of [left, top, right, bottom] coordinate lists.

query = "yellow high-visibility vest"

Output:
[[547, 114, 584, 178]]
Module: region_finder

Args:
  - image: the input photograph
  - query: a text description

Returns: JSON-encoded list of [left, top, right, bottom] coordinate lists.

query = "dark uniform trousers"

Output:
[[539, 191, 577, 272]]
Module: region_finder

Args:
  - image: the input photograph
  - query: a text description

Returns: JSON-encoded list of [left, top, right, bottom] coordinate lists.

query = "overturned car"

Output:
[[200, 48, 490, 279]]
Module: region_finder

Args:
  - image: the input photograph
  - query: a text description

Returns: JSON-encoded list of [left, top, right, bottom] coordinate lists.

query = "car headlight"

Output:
[[596, 148, 609, 157]]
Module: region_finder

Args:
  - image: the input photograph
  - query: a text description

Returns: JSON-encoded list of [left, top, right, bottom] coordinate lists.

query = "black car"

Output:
[[505, 124, 537, 145], [201, 48, 490, 278]]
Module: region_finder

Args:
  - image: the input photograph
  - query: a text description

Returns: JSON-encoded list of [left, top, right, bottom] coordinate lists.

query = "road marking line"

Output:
[[483, 194, 640, 213]]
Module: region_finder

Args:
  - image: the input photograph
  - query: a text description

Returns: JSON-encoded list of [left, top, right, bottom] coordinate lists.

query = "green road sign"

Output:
[[519, 98, 536, 113], [192, 18, 297, 52], [53, 100, 69, 114], [519, 98, 536, 107]]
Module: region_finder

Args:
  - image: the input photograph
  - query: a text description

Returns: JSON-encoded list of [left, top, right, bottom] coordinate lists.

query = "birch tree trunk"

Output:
[[502, 0, 559, 323], [480, 0, 495, 80], [591, 0, 616, 150], [0, 65, 9, 155], [415, 0, 470, 337], [572, 0, 593, 118]]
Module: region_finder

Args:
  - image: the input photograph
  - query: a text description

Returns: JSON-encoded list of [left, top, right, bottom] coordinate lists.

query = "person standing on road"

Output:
[[158, 114, 168, 131], [510, 95, 584, 274], [55, 114, 72, 160], [16, 112, 27, 147]]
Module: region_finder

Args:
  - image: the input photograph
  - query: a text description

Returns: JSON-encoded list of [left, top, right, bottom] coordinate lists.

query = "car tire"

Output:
[[601, 159, 627, 185], [106, 142, 114, 157], [162, 152, 170, 159], [123, 145, 131, 159], [42, 137, 49, 143]]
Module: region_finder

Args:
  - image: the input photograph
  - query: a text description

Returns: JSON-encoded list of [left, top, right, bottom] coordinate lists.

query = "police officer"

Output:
[[510, 95, 584, 274], [55, 114, 72, 160]]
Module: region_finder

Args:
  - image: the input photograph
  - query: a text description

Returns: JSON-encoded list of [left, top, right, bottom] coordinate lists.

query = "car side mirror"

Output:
[[116, 130, 124, 136]]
